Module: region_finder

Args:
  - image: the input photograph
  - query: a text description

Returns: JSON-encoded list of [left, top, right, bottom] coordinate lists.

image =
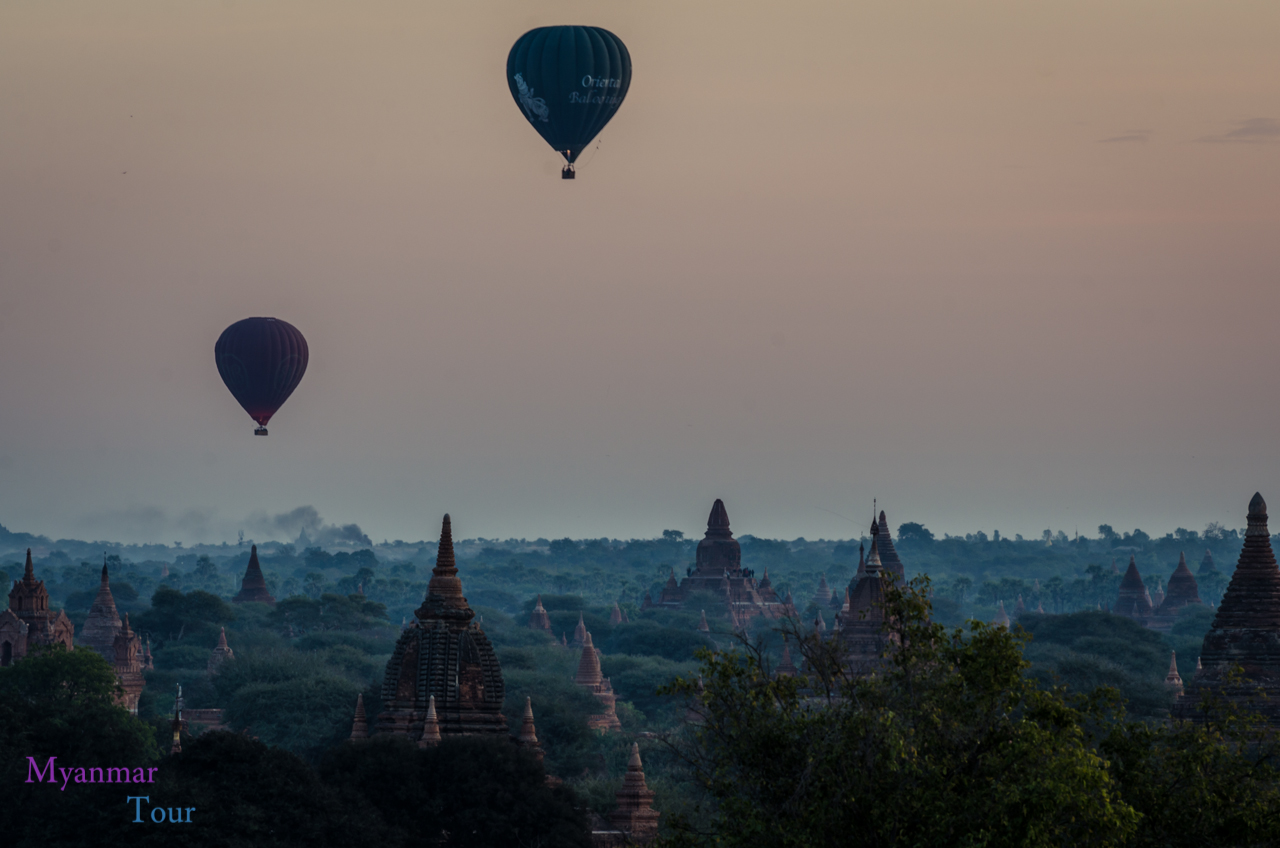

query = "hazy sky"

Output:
[[1, 1, 1278, 546]]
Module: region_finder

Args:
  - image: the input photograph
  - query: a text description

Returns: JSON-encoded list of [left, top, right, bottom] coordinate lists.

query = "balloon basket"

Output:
[[254, 427, 269, 436], [561, 164, 575, 180]]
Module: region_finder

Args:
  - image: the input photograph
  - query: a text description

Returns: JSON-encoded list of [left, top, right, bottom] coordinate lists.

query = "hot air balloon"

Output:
[[507, 26, 631, 179], [214, 317, 308, 435]]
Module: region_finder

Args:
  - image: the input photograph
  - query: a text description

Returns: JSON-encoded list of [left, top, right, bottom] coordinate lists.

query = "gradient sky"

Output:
[[1, 1, 1278, 546]]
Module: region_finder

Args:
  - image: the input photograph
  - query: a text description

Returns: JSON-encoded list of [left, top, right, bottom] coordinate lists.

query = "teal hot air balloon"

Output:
[[507, 26, 632, 179]]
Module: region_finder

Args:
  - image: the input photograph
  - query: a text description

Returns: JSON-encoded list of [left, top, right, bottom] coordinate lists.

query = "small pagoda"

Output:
[[232, 545, 276, 606], [575, 630, 621, 731], [1149, 552, 1203, 632], [1113, 556, 1154, 624]]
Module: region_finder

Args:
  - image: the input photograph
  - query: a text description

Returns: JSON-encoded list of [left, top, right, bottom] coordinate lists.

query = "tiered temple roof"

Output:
[[1114, 556, 1153, 623], [1176, 493, 1280, 725], [516, 696, 544, 762], [607, 744, 660, 843], [653, 499, 796, 624], [80, 561, 123, 658], [377, 515, 507, 740], [872, 511, 906, 579], [232, 545, 276, 606]]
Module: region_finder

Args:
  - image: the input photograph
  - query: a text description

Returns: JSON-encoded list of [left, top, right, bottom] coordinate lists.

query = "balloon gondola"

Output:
[[507, 26, 631, 179], [214, 317, 308, 436]]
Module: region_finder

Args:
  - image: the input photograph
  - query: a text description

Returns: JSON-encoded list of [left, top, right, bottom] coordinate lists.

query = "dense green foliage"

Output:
[[660, 580, 1280, 848]]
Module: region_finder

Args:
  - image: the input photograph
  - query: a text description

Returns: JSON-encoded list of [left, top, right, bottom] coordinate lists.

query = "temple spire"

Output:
[[23, 549, 34, 582], [416, 514, 471, 621], [697, 610, 710, 632]]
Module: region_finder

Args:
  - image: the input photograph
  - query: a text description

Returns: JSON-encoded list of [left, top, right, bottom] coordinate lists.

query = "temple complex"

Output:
[[1149, 552, 1203, 631], [528, 595, 552, 631], [80, 561, 123, 658], [590, 743, 660, 847], [1113, 556, 1154, 623], [208, 626, 235, 674], [112, 614, 145, 713], [1176, 493, 1280, 725], [232, 545, 276, 605], [647, 499, 796, 625], [377, 514, 508, 740], [1, 550, 74, 666], [574, 630, 622, 731]]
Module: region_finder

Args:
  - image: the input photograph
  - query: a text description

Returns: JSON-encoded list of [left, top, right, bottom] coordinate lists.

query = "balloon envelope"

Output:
[[215, 317, 309, 429], [507, 26, 632, 164]]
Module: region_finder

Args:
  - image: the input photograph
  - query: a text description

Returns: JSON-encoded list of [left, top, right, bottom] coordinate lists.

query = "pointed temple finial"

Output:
[[24, 548, 34, 581], [575, 631, 603, 686], [610, 602, 623, 625], [101, 556, 109, 583], [350, 693, 368, 740], [415, 514, 471, 620], [697, 610, 710, 632], [993, 600, 1010, 627]]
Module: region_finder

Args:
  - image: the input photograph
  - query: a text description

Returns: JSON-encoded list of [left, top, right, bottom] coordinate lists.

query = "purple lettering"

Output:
[[26, 756, 57, 784]]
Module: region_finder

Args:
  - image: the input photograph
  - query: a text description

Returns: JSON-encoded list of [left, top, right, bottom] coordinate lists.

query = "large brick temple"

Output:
[[645, 499, 795, 626], [376, 514, 508, 740], [1176, 492, 1280, 725], [0, 550, 74, 666]]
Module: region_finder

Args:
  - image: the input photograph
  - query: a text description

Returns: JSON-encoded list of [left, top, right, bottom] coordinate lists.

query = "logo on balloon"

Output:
[[513, 74, 549, 122]]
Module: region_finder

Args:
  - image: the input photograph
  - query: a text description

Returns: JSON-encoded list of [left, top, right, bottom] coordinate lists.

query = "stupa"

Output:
[[80, 560, 123, 658], [871, 511, 906, 580], [601, 744, 660, 845], [376, 515, 508, 740], [809, 575, 831, 610], [575, 631, 621, 731], [208, 626, 235, 674], [232, 545, 276, 606], [1150, 552, 1203, 632], [1176, 493, 1280, 725], [527, 595, 552, 631], [1113, 556, 1153, 623]]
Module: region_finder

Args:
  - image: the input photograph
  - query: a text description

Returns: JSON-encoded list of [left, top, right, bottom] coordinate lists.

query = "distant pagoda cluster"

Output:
[[1, 552, 149, 713], [643, 499, 797, 626]]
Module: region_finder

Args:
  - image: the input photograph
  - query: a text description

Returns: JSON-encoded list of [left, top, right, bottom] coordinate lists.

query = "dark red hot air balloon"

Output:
[[215, 318, 308, 435]]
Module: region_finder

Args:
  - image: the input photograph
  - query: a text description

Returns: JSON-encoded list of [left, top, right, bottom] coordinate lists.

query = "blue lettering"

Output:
[[128, 796, 150, 823]]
